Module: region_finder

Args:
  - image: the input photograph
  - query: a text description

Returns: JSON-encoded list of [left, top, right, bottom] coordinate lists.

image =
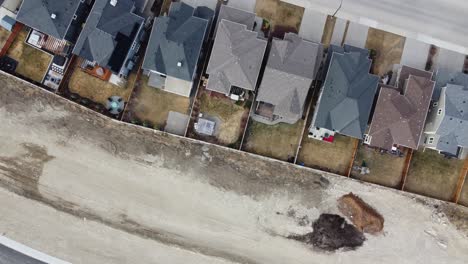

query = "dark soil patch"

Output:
[[289, 214, 365, 251]]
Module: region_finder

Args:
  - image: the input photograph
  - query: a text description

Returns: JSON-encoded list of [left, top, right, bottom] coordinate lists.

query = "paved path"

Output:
[[285, 0, 468, 53]]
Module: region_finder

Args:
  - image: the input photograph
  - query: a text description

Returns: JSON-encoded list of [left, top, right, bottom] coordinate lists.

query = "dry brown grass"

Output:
[[0, 27, 10, 50], [365, 28, 406, 76], [199, 93, 247, 145], [125, 75, 190, 128], [298, 134, 355, 175], [6, 29, 52, 82], [69, 69, 136, 106], [243, 120, 304, 161], [338, 193, 384, 234], [459, 175, 468, 207], [255, 0, 304, 31], [351, 145, 407, 188], [321, 15, 337, 47], [405, 149, 464, 201]]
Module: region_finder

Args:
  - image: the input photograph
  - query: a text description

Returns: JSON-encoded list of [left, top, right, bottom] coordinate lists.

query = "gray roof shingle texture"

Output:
[[435, 84, 468, 155], [206, 19, 267, 94], [215, 4, 255, 32], [142, 2, 210, 81], [313, 47, 379, 139], [16, 0, 81, 39], [368, 66, 435, 150], [72, 0, 144, 72], [256, 33, 323, 124]]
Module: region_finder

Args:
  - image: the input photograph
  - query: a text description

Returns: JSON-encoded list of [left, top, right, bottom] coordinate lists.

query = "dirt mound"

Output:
[[289, 214, 365, 251], [338, 193, 384, 234]]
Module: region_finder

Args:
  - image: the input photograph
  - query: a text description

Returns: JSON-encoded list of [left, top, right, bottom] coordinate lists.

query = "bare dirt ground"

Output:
[[459, 179, 468, 207], [321, 15, 336, 47], [0, 27, 10, 50], [0, 72, 468, 263], [123, 75, 190, 130], [68, 69, 136, 106], [365, 28, 406, 76], [6, 29, 52, 82], [255, 0, 304, 32], [243, 120, 304, 162], [351, 145, 406, 188], [298, 134, 356, 176], [405, 149, 464, 201]]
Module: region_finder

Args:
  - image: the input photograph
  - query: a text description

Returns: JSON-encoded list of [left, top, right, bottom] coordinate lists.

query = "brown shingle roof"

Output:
[[368, 66, 435, 150]]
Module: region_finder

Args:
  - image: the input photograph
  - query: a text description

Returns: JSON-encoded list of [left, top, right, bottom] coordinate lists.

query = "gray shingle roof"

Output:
[[16, 0, 81, 39], [368, 66, 435, 150], [433, 68, 468, 100], [72, 0, 144, 73], [142, 2, 210, 82], [435, 84, 468, 155], [206, 19, 267, 95], [312, 46, 379, 139], [256, 33, 323, 124], [215, 4, 255, 32]]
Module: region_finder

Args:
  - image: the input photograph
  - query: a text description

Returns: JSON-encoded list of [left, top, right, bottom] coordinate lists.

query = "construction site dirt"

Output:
[[0, 71, 467, 264]]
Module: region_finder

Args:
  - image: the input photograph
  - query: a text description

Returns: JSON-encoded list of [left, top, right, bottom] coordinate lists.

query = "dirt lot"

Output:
[[351, 145, 406, 188], [405, 149, 464, 201], [298, 134, 356, 175], [0, 27, 10, 50], [197, 93, 249, 146], [255, 0, 304, 32], [6, 28, 52, 82], [243, 120, 304, 161], [459, 176, 468, 207], [68, 68, 136, 106], [365, 28, 406, 76], [1, 72, 468, 263], [123, 75, 190, 129], [338, 193, 384, 234]]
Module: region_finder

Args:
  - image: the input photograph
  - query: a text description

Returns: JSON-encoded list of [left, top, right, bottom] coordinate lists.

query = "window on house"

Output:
[[437, 109, 442, 115], [428, 137, 434, 144]]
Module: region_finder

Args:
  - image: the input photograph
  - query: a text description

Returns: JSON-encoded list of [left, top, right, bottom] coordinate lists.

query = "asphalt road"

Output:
[[0, 244, 45, 264], [285, 0, 468, 53]]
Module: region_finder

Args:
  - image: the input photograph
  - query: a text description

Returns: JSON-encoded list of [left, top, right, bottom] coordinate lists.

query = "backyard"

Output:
[[351, 145, 407, 188], [6, 28, 52, 82], [243, 120, 304, 162], [68, 68, 136, 106], [365, 28, 406, 76], [123, 75, 191, 130], [404, 149, 464, 201], [321, 15, 336, 47], [255, 0, 304, 33], [459, 171, 468, 207], [0, 27, 10, 50], [297, 134, 356, 175], [193, 92, 250, 147]]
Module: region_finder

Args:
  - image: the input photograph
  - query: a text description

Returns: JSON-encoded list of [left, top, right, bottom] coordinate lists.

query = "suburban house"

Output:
[[73, 0, 145, 80], [214, 4, 261, 37], [205, 11, 267, 99], [16, 0, 91, 44], [252, 32, 323, 125], [0, 0, 22, 31], [142, 1, 212, 97], [424, 71, 468, 158], [364, 65, 435, 151], [309, 45, 379, 142]]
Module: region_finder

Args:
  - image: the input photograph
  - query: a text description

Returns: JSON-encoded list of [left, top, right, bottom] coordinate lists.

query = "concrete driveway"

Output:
[[283, 0, 468, 53]]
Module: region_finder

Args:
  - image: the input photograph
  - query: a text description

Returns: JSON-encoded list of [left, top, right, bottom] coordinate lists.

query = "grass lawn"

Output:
[[124, 75, 190, 129], [298, 134, 356, 175], [405, 149, 464, 201], [365, 28, 406, 76], [0, 27, 11, 50], [351, 145, 406, 188], [69, 69, 136, 106], [6, 29, 52, 82], [255, 0, 304, 31], [199, 93, 248, 145], [243, 119, 304, 161]]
